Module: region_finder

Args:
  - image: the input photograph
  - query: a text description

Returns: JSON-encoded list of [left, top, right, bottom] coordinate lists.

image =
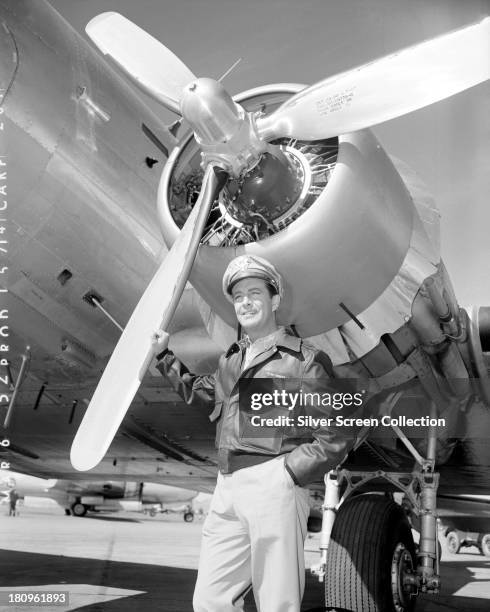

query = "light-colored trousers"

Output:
[[193, 456, 310, 612]]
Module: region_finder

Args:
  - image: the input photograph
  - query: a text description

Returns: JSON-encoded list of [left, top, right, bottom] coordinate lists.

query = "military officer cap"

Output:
[[222, 254, 284, 301]]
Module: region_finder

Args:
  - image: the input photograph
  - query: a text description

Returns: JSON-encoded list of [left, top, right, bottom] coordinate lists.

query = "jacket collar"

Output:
[[225, 326, 301, 358]]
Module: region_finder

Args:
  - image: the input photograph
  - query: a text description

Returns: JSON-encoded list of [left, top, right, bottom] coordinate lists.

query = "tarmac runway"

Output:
[[1, 506, 490, 611]]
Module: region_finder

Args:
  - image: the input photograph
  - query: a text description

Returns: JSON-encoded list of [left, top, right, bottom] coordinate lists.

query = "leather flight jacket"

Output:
[[157, 328, 357, 486]]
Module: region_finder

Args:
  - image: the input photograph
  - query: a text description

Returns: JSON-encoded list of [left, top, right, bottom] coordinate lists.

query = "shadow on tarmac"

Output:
[[429, 557, 490, 593], [83, 515, 143, 524], [0, 549, 324, 611], [1, 549, 197, 612], [2, 547, 489, 611]]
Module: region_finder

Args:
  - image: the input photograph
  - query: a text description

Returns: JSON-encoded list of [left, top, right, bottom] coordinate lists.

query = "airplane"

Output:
[[0, 1, 489, 611], [0, 468, 197, 518]]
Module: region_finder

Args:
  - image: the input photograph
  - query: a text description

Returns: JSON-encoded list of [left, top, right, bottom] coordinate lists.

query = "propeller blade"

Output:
[[257, 18, 490, 141], [70, 166, 227, 471], [86, 12, 196, 114]]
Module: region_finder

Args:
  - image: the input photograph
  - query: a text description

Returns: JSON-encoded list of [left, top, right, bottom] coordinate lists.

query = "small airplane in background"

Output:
[[0, 469, 198, 518], [1, 2, 489, 611]]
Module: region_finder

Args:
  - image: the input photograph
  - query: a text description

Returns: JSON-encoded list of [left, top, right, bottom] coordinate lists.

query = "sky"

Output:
[[50, 0, 490, 305]]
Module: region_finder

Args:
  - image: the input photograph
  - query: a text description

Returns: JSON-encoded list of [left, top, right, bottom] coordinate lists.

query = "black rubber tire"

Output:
[[71, 502, 87, 517], [183, 511, 194, 522], [446, 530, 461, 555], [480, 533, 490, 557], [324, 494, 417, 612]]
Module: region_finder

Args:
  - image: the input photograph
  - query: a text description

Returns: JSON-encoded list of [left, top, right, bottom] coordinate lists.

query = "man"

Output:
[[153, 255, 354, 612], [9, 488, 19, 516]]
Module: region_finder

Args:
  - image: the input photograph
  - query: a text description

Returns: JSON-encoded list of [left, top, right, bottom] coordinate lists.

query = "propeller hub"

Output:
[[180, 78, 267, 177], [180, 78, 243, 145]]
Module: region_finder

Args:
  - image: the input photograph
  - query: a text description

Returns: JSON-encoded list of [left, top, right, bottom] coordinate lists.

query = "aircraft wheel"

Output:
[[149, 508, 157, 517], [446, 530, 461, 554], [480, 534, 490, 557], [184, 511, 194, 522], [71, 502, 87, 517], [324, 494, 417, 612]]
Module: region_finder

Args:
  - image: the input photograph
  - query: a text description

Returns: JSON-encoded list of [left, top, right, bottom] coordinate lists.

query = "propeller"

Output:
[[256, 17, 490, 141], [70, 165, 226, 471], [72, 13, 489, 471], [86, 12, 196, 114]]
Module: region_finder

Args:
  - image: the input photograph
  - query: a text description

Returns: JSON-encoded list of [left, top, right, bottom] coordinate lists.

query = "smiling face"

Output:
[[231, 277, 280, 341]]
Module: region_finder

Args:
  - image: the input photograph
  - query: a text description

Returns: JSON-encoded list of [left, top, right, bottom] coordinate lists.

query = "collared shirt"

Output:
[[242, 326, 286, 372]]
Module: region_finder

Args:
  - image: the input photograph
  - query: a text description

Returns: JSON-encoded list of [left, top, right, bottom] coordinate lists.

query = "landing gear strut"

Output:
[[314, 402, 441, 611]]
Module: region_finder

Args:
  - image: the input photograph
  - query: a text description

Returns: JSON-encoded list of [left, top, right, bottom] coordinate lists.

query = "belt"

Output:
[[218, 450, 280, 473]]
